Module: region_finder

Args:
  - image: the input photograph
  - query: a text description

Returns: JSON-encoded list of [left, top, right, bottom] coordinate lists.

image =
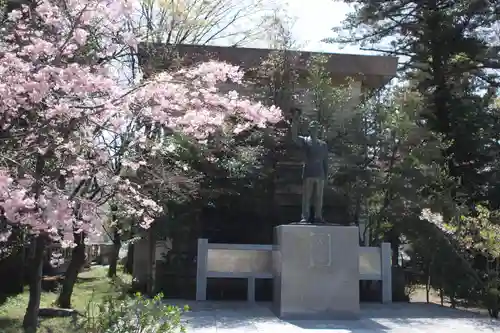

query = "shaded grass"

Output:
[[0, 266, 131, 333]]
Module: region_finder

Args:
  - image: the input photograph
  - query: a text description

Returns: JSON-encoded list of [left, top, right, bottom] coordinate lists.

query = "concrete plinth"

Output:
[[273, 224, 360, 319]]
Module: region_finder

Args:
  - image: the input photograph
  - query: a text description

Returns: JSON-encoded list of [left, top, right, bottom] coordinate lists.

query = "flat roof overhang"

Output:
[[138, 43, 398, 90]]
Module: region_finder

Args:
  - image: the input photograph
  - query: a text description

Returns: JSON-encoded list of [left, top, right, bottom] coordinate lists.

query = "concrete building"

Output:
[[138, 43, 396, 115]]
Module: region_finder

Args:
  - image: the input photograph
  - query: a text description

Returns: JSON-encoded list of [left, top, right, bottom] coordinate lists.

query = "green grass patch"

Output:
[[0, 266, 131, 333]]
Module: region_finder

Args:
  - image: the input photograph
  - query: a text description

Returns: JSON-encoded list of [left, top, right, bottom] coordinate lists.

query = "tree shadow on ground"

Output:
[[359, 302, 499, 332], [0, 317, 23, 333], [181, 301, 499, 333], [0, 316, 76, 333]]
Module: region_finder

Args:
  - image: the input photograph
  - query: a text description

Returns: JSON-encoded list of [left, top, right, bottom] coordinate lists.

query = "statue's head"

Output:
[[309, 121, 320, 139]]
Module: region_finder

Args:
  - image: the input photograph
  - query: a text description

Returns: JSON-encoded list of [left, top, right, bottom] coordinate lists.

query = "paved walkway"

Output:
[[174, 301, 499, 333]]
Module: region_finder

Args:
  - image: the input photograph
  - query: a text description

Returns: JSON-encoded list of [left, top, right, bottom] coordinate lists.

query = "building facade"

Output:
[[134, 44, 398, 297]]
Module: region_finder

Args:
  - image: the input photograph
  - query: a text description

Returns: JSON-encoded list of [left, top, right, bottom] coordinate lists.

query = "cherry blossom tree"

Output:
[[0, 0, 282, 331]]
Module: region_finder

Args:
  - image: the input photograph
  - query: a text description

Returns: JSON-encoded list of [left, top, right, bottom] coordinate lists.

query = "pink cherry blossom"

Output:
[[0, 0, 283, 252], [0, 1, 270, 328]]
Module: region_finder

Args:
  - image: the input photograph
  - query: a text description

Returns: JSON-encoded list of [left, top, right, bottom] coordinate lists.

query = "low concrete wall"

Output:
[[194, 237, 392, 303]]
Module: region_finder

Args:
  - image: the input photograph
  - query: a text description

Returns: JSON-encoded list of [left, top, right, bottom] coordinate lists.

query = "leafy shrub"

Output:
[[484, 287, 499, 319], [78, 292, 188, 333]]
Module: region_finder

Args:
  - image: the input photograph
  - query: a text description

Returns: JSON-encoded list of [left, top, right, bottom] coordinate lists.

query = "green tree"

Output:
[[327, 0, 500, 207], [328, 1, 500, 315]]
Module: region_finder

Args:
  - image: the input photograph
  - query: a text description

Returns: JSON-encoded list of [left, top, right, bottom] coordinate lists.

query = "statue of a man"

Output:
[[291, 112, 328, 223]]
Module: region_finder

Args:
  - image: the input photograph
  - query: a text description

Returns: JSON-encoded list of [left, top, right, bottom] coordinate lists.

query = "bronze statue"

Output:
[[291, 111, 328, 223]]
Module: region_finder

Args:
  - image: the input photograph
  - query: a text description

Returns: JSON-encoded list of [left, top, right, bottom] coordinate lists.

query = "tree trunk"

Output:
[[450, 291, 457, 308], [147, 231, 154, 295], [425, 275, 430, 304], [56, 232, 86, 308], [488, 308, 499, 319], [390, 234, 400, 266], [124, 243, 134, 274], [425, 255, 434, 304], [23, 236, 46, 333], [107, 229, 121, 278]]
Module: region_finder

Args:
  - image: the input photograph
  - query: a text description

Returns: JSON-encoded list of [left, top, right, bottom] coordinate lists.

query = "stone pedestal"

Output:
[[273, 224, 360, 319]]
